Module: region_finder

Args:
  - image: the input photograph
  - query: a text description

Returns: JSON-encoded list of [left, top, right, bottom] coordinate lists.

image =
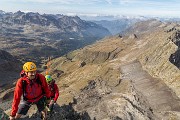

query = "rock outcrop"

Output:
[[0, 50, 21, 108], [0, 50, 21, 85], [0, 108, 9, 120], [138, 25, 180, 100]]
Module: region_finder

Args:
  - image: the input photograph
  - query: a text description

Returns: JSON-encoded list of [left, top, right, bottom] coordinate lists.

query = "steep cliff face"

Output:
[[169, 29, 180, 68], [138, 25, 180, 98], [0, 50, 21, 108], [0, 50, 21, 84]]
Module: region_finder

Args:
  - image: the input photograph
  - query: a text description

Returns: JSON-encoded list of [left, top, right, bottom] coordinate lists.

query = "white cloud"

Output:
[[119, 0, 139, 5], [8, 0, 102, 4], [105, 0, 112, 5], [1, 0, 180, 17]]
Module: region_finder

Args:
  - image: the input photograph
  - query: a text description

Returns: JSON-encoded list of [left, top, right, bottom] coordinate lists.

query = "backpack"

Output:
[[48, 80, 56, 98], [22, 75, 44, 101]]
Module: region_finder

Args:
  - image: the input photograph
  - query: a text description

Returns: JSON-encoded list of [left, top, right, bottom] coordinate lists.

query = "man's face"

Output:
[[26, 71, 36, 80]]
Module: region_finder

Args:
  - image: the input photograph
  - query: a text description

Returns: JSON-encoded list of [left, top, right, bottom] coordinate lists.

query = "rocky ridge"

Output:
[[37, 21, 180, 119]]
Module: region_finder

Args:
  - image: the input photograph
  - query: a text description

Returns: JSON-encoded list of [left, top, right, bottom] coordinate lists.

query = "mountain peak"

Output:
[[0, 10, 5, 14], [26, 11, 40, 16], [14, 10, 24, 15]]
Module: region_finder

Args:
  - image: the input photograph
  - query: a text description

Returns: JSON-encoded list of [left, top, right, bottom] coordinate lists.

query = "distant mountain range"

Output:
[[79, 14, 180, 21], [80, 15, 180, 35], [92, 19, 139, 35], [0, 10, 111, 64], [1, 10, 179, 65]]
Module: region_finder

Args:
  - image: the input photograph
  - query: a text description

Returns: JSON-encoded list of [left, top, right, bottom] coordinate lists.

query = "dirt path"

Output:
[[120, 60, 180, 118]]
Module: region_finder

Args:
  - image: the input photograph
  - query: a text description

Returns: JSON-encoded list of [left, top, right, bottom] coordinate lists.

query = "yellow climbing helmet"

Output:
[[45, 75, 52, 82], [23, 62, 37, 72]]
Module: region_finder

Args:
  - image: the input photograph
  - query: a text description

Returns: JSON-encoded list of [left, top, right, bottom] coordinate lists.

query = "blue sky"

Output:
[[1, 0, 180, 17]]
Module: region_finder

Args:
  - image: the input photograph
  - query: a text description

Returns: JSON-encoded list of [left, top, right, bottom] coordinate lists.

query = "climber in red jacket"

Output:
[[10, 62, 51, 120], [45, 75, 59, 114]]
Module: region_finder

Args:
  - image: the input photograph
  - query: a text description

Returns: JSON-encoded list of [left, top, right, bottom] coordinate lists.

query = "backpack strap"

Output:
[[22, 80, 27, 101], [21, 75, 44, 101], [36, 75, 45, 94], [36, 75, 42, 86], [49, 82, 55, 98]]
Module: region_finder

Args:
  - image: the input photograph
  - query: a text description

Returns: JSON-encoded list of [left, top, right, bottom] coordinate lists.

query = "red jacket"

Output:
[[48, 82, 59, 102], [11, 73, 51, 116]]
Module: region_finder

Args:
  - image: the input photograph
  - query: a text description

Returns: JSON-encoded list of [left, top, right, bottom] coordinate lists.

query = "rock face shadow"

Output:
[[22, 102, 91, 120], [0, 108, 9, 120]]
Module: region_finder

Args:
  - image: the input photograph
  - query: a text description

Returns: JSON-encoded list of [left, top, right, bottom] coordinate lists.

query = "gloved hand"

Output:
[[49, 100, 55, 105], [46, 99, 51, 104], [9, 116, 15, 120]]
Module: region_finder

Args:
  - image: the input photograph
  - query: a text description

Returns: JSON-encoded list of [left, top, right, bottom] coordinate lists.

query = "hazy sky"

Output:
[[1, 0, 180, 17]]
